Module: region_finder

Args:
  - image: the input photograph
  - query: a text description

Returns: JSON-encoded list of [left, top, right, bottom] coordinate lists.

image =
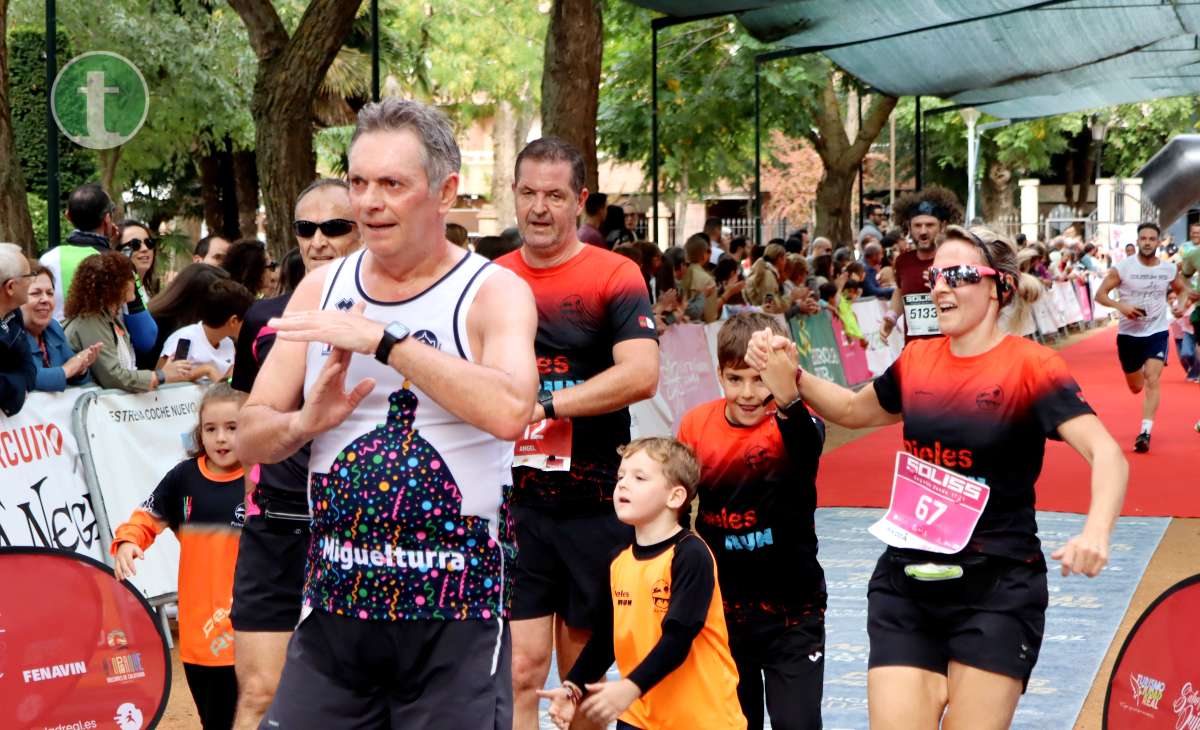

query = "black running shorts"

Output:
[[866, 553, 1047, 688], [1117, 331, 1170, 374], [259, 610, 511, 729], [509, 505, 633, 629], [231, 513, 311, 632]]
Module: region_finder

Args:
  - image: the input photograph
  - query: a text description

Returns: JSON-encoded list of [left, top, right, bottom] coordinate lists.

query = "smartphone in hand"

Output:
[[173, 338, 191, 361]]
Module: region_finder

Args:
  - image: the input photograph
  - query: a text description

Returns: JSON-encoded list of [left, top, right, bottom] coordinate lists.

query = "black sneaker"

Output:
[[1134, 432, 1151, 453]]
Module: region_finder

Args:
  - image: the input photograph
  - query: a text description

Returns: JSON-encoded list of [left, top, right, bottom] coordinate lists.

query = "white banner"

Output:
[[79, 384, 206, 601], [851, 298, 904, 377], [0, 390, 102, 559]]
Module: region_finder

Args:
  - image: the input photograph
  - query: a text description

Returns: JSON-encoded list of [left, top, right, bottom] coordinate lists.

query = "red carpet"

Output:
[[817, 326, 1200, 516]]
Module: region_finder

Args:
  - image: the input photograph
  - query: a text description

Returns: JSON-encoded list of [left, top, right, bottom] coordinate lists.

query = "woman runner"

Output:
[[746, 225, 1127, 730]]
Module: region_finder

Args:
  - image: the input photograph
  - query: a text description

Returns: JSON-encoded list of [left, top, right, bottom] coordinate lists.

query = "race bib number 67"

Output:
[[868, 452, 990, 554]]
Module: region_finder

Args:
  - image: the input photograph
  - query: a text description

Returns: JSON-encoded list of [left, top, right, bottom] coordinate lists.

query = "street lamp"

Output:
[[960, 107, 981, 222], [1090, 114, 1109, 182]]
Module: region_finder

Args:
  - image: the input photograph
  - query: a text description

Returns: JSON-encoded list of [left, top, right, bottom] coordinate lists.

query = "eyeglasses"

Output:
[[3, 272, 37, 286], [926, 263, 998, 290], [293, 219, 356, 239]]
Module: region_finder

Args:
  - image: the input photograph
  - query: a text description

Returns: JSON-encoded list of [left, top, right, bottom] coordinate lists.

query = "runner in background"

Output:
[[747, 226, 1127, 730], [1093, 222, 1198, 452], [112, 384, 248, 730], [879, 186, 963, 344], [497, 137, 659, 730], [227, 179, 361, 730]]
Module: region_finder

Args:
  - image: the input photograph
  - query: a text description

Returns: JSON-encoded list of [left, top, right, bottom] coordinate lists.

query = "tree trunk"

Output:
[[491, 100, 518, 230], [199, 150, 225, 238], [0, 0, 34, 254], [234, 149, 259, 239], [1078, 140, 1094, 211], [541, 0, 602, 194], [1063, 156, 1076, 208], [981, 160, 1015, 222], [814, 166, 855, 249], [230, 0, 364, 258], [673, 159, 689, 246], [98, 147, 123, 217]]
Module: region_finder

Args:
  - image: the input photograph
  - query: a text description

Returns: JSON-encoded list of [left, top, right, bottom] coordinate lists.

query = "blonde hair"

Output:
[[617, 437, 701, 509], [744, 243, 786, 305]]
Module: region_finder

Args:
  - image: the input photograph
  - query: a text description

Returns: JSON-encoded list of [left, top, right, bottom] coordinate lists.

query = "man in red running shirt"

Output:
[[880, 186, 963, 343]]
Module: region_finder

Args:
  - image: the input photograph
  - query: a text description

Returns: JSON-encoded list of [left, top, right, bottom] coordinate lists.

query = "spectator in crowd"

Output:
[[714, 255, 746, 309], [859, 203, 887, 245], [578, 191, 607, 246], [809, 236, 833, 263], [159, 278, 255, 382], [791, 227, 810, 253], [844, 260, 866, 283], [194, 234, 232, 266], [612, 242, 642, 267], [119, 220, 161, 299], [500, 225, 523, 250], [783, 235, 804, 255], [658, 245, 686, 299], [1079, 243, 1103, 274], [602, 204, 634, 248], [144, 263, 231, 370], [21, 264, 99, 391], [744, 242, 787, 308], [39, 184, 157, 361], [623, 203, 641, 238], [811, 253, 835, 288], [782, 253, 808, 299], [635, 241, 662, 299], [0, 243, 36, 415], [681, 234, 720, 323], [860, 241, 895, 299], [817, 282, 839, 312], [444, 222, 469, 248], [728, 236, 748, 263], [833, 246, 854, 274], [837, 278, 869, 348], [65, 252, 193, 392], [223, 240, 272, 297], [474, 235, 516, 261], [273, 246, 306, 296], [703, 217, 726, 265]]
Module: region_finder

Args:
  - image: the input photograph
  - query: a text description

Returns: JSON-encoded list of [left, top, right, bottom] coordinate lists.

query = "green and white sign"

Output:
[[51, 51, 149, 150]]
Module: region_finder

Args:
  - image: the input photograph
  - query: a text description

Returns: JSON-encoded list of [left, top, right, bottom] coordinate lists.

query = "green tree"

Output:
[[0, 1, 33, 251]]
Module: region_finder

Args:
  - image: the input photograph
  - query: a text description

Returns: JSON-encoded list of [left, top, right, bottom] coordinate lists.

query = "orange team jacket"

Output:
[[111, 456, 245, 666], [611, 531, 745, 730]]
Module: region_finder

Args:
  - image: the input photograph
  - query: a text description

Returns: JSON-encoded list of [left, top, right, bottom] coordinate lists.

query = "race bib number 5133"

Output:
[[868, 452, 990, 554]]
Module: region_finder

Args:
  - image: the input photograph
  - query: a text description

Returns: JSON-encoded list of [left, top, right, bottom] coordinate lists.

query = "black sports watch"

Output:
[[374, 322, 410, 364], [537, 389, 556, 420]]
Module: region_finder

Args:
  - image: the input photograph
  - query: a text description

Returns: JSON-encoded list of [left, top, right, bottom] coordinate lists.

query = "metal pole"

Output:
[[371, 0, 380, 102], [857, 92, 864, 234], [651, 24, 659, 246], [914, 95, 923, 191], [965, 116, 977, 222], [754, 60, 762, 247], [46, 0, 60, 249]]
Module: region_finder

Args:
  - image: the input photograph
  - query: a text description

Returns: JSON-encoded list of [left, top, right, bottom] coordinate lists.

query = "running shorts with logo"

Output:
[[677, 398, 826, 730], [1116, 331, 1170, 374], [497, 245, 657, 628], [261, 249, 515, 726], [868, 335, 1093, 685], [230, 292, 314, 633]]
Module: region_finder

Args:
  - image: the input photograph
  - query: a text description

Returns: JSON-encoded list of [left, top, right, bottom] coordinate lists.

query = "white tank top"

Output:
[[302, 248, 514, 622], [1115, 256, 1176, 337]]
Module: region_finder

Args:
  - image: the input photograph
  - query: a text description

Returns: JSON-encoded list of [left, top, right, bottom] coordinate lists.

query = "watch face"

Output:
[[386, 322, 410, 340]]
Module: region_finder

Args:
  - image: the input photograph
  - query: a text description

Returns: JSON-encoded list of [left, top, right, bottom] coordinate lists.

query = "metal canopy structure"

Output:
[[633, 0, 1200, 120]]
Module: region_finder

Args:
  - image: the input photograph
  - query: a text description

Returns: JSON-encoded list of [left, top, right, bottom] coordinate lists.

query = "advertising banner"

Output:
[[78, 385, 206, 602], [830, 316, 873, 385], [0, 548, 169, 730], [1104, 574, 1200, 729], [793, 310, 847, 386], [655, 324, 722, 434], [0, 390, 102, 559]]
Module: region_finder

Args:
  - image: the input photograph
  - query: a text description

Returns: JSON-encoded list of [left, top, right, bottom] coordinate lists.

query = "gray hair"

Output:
[[863, 241, 883, 258], [350, 98, 461, 191], [0, 243, 26, 282], [294, 178, 350, 217]]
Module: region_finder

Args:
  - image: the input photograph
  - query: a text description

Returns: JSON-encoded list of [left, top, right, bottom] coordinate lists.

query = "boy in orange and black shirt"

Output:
[[677, 312, 826, 730], [540, 437, 745, 730]]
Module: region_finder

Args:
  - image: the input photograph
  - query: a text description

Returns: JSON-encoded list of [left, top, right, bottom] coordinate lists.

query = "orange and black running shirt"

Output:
[[677, 399, 826, 621], [498, 245, 657, 515], [872, 335, 1094, 562], [111, 456, 245, 666], [566, 530, 746, 730]]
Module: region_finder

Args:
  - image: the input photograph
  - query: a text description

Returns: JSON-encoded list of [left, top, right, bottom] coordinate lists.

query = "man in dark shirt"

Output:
[[0, 244, 36, 416], [880, 186, 963, 342], [227, 179, 361, 730], [577, 191, 607, 247]]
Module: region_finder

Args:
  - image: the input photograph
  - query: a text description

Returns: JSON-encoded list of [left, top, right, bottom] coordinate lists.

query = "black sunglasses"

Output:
[[293, 219, 356, 239], [121, 237, 156, 251]]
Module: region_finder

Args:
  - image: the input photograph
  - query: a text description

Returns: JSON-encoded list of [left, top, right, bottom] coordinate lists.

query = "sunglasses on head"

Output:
[[926, 263, 998, 289], [293, 219, 356, 239]]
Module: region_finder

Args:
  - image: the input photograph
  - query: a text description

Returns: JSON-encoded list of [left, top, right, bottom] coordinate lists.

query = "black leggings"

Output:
[[729, 614, 826, 730], [182, 663, 238, 730]]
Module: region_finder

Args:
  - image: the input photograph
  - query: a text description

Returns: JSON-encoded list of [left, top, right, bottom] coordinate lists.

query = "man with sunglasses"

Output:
[[0, 243, 37, 416], [1095, 222, 1199, 452], [228, 178, 361, 730], [880, 186, 963, 343]]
